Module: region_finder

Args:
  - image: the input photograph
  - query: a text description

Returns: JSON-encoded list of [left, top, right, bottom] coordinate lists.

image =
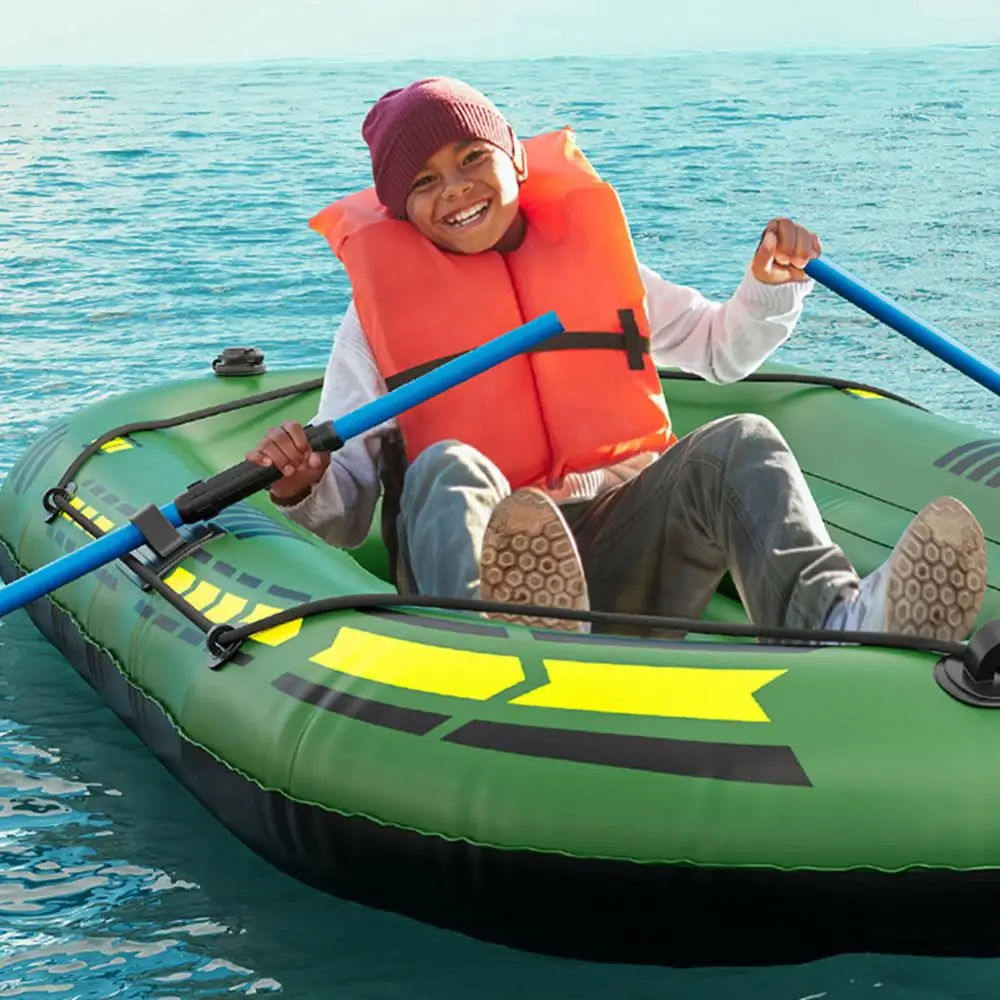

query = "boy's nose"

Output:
[[441, 174, 474, 198]]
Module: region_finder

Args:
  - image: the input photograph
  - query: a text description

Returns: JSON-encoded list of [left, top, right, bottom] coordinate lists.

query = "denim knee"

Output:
[[403, 439, 510, 500], [701, 413, 791, 460]]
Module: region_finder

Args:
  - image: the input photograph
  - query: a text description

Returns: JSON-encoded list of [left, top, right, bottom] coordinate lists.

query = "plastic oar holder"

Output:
[[0, 312, 565, 621]]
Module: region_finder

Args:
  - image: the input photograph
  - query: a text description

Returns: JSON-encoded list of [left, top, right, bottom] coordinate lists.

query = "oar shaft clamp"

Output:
[[129, 504, 187, 560]]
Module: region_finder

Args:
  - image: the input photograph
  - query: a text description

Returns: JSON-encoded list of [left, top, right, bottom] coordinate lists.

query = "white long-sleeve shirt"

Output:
[[282, 262, 813, 548]]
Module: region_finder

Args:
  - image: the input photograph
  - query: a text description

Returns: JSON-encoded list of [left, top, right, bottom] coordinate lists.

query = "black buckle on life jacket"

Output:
[[617, 308, 646, 371]]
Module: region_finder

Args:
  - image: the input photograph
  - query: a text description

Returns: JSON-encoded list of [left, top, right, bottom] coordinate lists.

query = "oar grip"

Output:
[[174, 423, 343, 523]]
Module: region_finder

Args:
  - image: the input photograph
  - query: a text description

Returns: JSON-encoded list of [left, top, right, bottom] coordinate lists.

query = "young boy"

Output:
[[247, 77, 988, 640]]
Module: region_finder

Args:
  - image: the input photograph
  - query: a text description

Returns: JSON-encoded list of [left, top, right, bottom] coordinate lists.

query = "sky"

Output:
[[1, 0, 999, 67]]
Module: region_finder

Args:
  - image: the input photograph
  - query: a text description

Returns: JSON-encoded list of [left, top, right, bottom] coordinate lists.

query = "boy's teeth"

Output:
[[446, 201, 488, 226]]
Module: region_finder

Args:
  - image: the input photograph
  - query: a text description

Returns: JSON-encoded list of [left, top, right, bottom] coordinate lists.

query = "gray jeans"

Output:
[[395, 414, 859, 630]]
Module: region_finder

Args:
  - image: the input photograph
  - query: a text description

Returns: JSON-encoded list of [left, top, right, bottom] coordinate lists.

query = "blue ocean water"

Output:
[[1, 45, 999, 997]]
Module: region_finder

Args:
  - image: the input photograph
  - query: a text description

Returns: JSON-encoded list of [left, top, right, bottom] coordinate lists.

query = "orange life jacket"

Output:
[[309, 127, 674, 490]]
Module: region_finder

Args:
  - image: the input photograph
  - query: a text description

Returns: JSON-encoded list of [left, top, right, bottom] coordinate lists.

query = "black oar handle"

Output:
[[174, 423, 343, 524]]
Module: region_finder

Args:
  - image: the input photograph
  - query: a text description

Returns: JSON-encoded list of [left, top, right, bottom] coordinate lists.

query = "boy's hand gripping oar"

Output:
[[0, 311, 565, 620], [804, 257, 1000, 399]]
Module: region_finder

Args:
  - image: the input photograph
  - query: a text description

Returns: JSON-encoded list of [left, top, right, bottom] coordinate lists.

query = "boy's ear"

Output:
[[513, 142, 529, 183]]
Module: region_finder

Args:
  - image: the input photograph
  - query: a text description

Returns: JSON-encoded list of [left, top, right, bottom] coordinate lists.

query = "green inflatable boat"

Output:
[[2, 346, 1000, 966]]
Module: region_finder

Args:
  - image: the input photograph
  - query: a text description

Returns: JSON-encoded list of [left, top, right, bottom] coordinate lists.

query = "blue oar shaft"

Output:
[[805, 257, 1000, 398], [0, 311, 564, 619], [335, 311, 558, 438], [0, 504, 185, 617]]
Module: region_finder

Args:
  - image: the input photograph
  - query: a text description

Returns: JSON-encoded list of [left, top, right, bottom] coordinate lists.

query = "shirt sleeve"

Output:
[[277, 300, 394, 549], [639, 261, 814, 383]]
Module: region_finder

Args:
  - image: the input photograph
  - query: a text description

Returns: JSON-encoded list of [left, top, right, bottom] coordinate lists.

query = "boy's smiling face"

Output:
[[404, 139, 525, 254]]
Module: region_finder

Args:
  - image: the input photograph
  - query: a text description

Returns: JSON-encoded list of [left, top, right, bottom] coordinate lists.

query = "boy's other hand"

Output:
[[751, 217, 821, 284]]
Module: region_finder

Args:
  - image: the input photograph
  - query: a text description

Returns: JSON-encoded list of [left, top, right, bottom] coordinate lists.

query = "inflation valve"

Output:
[[935, 620, 1000, 707], [212, 347, 267, 377]]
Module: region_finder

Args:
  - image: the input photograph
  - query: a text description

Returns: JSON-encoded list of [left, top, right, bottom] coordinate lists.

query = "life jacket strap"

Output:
[[383, 309, 648, 391]]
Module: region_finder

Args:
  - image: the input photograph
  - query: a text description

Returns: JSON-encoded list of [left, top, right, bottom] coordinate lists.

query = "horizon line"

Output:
[[1, 39, 998, 73]]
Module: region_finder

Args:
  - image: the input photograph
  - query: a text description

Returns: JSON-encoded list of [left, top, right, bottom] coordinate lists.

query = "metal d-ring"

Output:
[[205, 624, 245, 671]]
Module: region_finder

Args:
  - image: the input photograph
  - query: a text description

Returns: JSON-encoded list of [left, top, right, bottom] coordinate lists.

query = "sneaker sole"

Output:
[[885, 496, 988, 641], [480, 490, 590, 633]]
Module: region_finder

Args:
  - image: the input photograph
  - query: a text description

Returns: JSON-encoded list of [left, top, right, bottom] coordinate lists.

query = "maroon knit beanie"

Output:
[[361, 77, 524, 219]]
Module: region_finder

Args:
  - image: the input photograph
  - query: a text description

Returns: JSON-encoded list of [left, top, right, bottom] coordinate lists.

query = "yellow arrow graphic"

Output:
[[309, 629, 785, 723], [513, 660, 785, 723], [310, 627, 524, 701]]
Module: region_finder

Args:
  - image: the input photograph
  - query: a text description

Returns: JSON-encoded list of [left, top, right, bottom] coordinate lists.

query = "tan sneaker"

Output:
[[824, 496, 988, 640], [479, 489, 590, 633]]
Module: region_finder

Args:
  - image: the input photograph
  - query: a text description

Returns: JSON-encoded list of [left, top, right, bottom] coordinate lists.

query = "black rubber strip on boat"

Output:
[[272, 672, 449, 735], [443, 719, 811, 786]]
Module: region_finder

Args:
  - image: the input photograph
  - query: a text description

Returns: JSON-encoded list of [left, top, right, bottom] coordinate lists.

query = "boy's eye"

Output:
[[463, 148, 488, 165], [411, 174, 435, 190]]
